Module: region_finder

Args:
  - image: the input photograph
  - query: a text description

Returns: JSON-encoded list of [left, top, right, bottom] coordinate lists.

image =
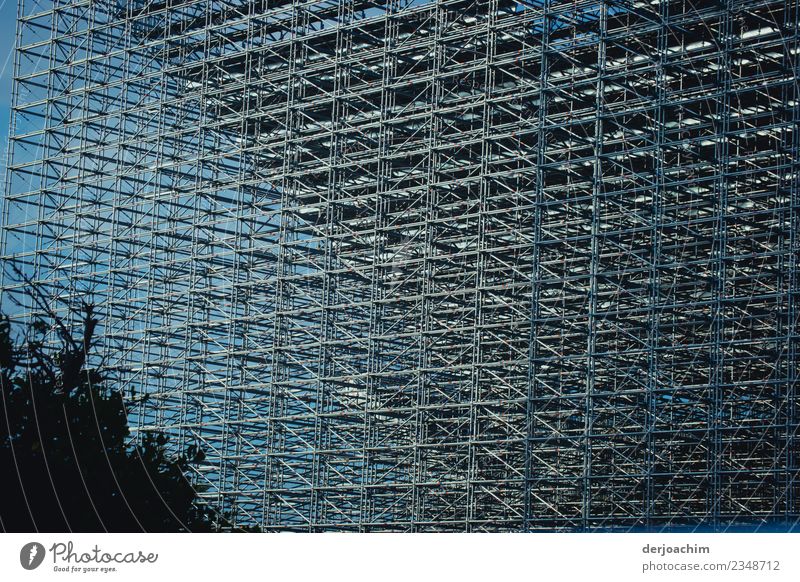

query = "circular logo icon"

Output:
[[20, 542, 46, 570]]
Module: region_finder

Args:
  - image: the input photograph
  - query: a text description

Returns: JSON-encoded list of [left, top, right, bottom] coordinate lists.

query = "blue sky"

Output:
[[0, 0, 17, 178], [0, 0, 15, 172]]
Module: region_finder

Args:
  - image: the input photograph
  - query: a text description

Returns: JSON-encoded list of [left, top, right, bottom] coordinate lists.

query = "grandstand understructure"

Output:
[[1, 0, 799, 530]]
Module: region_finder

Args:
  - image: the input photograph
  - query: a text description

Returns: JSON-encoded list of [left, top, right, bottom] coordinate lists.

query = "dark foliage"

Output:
[[0, 307, 220, 532]]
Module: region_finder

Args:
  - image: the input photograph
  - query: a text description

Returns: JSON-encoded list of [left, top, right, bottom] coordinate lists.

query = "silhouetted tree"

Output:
[[0, 305, 222, 532]]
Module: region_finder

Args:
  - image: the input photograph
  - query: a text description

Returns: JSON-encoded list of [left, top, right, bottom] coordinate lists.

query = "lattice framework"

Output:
[[2, 0, 799, 531]]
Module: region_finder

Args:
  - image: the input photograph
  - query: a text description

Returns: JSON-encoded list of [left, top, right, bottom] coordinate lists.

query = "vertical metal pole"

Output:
[[524, 0, 550, 532], [583, 0, 608, 531], [710, 0, 733, 531]]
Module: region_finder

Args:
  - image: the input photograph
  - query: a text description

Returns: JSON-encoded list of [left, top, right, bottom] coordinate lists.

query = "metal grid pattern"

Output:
[[1, 0, 798, 531]]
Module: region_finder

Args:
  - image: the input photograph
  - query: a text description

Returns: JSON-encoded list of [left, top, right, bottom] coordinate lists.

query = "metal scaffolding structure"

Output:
[[1, 0, 799, 531]]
